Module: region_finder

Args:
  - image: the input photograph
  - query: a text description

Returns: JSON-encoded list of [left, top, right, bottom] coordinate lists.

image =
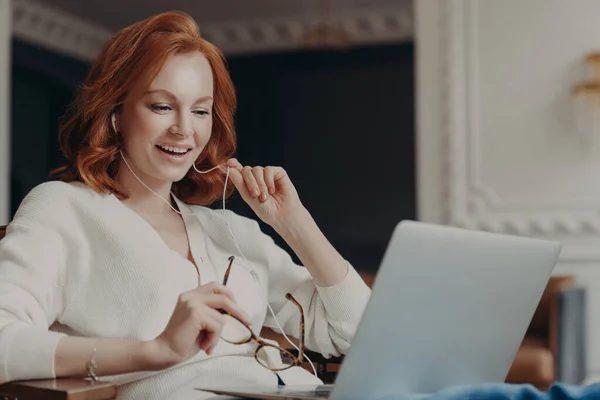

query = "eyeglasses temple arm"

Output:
[[285, 293, 305, 363], [223, 255, 235, 286]]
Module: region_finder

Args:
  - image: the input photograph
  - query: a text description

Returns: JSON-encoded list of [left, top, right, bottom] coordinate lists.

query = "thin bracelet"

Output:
[[87, 339, 100, 382]]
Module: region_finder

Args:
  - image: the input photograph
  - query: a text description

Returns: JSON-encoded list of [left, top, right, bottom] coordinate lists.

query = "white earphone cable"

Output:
[[119, 149, 317, 376]]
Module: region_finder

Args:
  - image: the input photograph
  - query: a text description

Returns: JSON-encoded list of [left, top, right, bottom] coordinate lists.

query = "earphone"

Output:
[[113, 113, 317, 376], [111, 113, 117, 134]]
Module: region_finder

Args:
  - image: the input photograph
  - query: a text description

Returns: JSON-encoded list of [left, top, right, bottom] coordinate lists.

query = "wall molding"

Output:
[[12, 0, 413, 62], [199, 6, 413, 56], [440, 0, 600, 246], [12, 0, 112, 62]]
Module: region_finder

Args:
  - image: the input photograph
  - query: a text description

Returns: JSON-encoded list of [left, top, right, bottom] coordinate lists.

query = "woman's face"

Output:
[[115, 51, 214, 185]]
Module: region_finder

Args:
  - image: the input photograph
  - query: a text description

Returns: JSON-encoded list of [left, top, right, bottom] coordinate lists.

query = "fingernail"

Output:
[[253, 189, 260, 197], [261, 192, 268, 201]]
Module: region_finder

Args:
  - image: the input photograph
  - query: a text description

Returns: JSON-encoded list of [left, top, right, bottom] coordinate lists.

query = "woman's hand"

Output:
[[224, 158, 305, 229], [150, 282, 251, 368], [223, 158, 350, 287]]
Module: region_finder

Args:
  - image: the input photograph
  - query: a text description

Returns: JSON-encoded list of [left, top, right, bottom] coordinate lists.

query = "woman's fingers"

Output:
[[191, 283, 251, 325], [198, 308, 226, 354], [252, 166, 269, 201], [223, 159, 287, 204], [264, 167, 276, 195], [227, 168, 252, 201], [193, 282, 236, 303], [204, 293, 252, 326], [242, 166, 260, 198], [226, 158, 244, 171]]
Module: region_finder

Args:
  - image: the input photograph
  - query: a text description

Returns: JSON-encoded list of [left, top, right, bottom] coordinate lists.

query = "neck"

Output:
[[116, 157, 175, 215]]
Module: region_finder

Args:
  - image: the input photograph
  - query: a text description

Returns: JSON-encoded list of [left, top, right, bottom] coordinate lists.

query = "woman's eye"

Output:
[[151, 104, 171, 112], [194, 110, 210, 117]]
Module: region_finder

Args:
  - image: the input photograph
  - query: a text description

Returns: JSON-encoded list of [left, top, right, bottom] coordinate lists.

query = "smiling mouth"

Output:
[[156, 145, 192, 157]]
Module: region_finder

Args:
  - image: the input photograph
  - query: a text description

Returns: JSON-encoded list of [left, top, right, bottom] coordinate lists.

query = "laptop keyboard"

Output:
[[274, 385, 333, 398]]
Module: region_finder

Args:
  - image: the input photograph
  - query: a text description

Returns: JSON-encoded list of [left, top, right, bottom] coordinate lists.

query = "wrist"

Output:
[[141, 340, 180, 371], [273, 206, 312, 239]]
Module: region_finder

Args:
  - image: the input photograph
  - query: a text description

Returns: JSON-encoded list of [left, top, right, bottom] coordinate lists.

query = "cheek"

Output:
[[205, 120, 214, 140], [122, 108, 166, 142], [196, 119, 213, 144], [139, 113, 171, 135]]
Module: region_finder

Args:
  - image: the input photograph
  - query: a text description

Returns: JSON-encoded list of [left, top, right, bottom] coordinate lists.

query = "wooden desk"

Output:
[[0, 379, 116, 400]]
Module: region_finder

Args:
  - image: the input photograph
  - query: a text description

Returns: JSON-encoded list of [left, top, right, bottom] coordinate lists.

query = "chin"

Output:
[[151, 165, 192, 184], [165, 171, 192, 183]]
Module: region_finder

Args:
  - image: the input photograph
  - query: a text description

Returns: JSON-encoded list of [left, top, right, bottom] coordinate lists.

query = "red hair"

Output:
[[53, 11, 237, 205]]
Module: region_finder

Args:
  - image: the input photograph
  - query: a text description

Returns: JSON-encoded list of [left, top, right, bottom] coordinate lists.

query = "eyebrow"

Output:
[[144, 89, 213, 103]]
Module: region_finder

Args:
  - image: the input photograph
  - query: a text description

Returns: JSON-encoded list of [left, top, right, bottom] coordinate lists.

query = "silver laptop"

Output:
[[199, 220, 562, 400]]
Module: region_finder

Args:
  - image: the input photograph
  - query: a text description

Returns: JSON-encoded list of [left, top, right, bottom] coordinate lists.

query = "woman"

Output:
[[0, 10, 370, 400]]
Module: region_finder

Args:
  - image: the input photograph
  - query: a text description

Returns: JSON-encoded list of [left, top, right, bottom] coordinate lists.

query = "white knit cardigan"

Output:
[[0, 181, 371, 399]]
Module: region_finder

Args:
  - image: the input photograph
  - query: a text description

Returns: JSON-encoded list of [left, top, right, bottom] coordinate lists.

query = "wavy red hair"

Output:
[[53, 11, 237, 205]]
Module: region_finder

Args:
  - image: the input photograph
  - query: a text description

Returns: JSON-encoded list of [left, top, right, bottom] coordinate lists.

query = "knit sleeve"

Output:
[[254, 222, 371, 358], [0, 183, 71, 383]]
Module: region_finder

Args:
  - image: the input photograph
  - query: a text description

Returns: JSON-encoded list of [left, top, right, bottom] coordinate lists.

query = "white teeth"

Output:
[[158, 145, 189, 154]]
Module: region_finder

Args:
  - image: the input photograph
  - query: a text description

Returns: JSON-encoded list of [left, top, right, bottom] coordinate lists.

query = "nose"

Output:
[[169, 114, 194, 138]]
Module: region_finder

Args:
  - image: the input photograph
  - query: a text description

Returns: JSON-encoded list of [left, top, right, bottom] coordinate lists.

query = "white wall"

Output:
[[416, 0, 600, 381], [0, 0, 11, 225]]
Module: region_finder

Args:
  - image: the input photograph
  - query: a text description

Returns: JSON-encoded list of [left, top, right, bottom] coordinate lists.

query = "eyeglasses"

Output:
[[219, 256, 305, 372]]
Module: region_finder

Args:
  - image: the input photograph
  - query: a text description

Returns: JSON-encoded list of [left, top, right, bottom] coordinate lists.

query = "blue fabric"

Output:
[[380, 382, 600, 400]]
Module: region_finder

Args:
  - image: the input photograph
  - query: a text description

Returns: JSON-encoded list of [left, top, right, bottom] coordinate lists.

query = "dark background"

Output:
[[10, 39, 414, 272]]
